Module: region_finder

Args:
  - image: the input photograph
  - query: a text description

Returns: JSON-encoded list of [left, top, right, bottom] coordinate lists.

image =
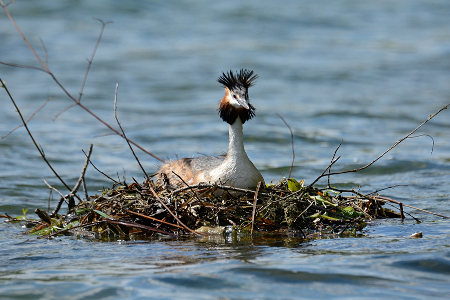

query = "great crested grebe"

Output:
[[157, 69, 264, 190]]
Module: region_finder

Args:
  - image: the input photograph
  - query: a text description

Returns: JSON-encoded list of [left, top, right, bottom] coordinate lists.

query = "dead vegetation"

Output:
[[1, 178, 411, 240], [0, 2, 448, 241]]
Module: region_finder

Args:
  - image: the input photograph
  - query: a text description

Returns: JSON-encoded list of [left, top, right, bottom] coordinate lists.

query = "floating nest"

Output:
[[9, 178, 404, 240]]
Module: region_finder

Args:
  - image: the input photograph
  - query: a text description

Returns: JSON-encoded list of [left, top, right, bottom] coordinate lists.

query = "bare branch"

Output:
[[407, 134, 435, 155], [171, 171, 202, 203], [251, 181, 262, 236], [70, 144, 93, 200], [82, 149, 120, 184], [39, 37, 48, 65], [327, 140, 342, 187], [0, 61, 47, 72], [368, 184, 409, 195], [373, 195, 448, 219], [0, 0, 49, 72], [308, 155, 341, 188], [1, 78, 72, 192], [43, 179, 68, 204], [1, 0, 14, 7], [53, 103, 76, 121], [314, 103, 450, 182], [1, 4, 163, 162], [113, 83, 151, 182], [54, 18, 112, 119], [1, 98, 51, 141], [78, 19, 109, 102], [113, 83, 198, 235], [277, 114, 295, 179]]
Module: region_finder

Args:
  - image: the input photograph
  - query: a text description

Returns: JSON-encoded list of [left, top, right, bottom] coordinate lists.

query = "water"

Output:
[[1, 0, 449, 298]]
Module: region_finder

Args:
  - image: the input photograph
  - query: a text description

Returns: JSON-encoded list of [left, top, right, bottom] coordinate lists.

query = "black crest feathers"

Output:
[[218, 69, 257, 124], [217, 69, 258, 91]]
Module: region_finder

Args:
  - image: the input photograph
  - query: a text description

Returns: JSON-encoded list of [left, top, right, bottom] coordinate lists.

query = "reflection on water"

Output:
[[1, 0, 449, 298]]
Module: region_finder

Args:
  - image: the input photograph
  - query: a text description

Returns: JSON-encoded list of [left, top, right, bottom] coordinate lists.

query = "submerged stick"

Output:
[[105, 219, 175, 236], [126, 210, 184, 229]]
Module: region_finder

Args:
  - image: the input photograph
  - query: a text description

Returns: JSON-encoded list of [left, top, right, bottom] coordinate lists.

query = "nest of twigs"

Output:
[[19, 178, 404, 240]]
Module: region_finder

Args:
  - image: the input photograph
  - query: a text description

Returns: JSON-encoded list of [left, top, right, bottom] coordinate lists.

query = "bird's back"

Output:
[[157, 155, 225, 188]]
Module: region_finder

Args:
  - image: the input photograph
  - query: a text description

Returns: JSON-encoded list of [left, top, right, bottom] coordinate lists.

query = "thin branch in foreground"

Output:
[[43, 179, 68, 206], [0, 4, 163, 162], [373, 195, 448, 219], [82, 149, 119, 184], [1, 78, 72, 192], [368, 184, 409, 195], [78, 19, 112, 103], [171, 171, 202, 203], [39, 37, 48, 65], [407, 134, 435, 155], [113, 83, 151, 183], [251, 181, 262, 236], [327, 140, 342, 188], [333, 187, 448, 219], [307, 154, 341, 188], [277, 114, 295, 179], [70, 144, 93, 201], [1, 98, 51, 141], [0, 0, 49, 72], [313, 103, 450, 183], [113, 83, 199, 235], [54, 18, 112, 120], [50, 145, 93, 217]]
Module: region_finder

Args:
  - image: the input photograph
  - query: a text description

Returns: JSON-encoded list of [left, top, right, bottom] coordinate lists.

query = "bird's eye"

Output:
[[233, 94, 237, 99]]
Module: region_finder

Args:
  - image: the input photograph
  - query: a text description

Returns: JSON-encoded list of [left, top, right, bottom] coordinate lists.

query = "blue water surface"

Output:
[[1, 0, 449, 299]]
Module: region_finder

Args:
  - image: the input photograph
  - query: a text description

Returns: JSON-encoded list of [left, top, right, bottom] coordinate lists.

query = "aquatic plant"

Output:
[[0, 1, 448, 240]]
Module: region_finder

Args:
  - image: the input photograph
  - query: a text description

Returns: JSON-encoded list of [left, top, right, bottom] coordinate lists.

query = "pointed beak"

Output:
[[237, 97, 250, 110]]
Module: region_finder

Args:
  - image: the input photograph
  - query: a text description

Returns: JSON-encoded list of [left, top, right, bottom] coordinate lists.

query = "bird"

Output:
[[156, 69, 264, 191]]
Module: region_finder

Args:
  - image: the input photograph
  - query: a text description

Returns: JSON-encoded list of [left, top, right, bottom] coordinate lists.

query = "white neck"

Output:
[[206, 114, 264, 190], [227, 118, 248, 160]]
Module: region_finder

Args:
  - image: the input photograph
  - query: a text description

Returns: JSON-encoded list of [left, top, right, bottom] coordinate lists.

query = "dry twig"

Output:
[[277, 114, 295, 179], [113, 83, 198, 235], [0, 98, 51, 141], [312, 103, 449, 184], [0, 3, 163, 162], [1, 78, 72, 192]]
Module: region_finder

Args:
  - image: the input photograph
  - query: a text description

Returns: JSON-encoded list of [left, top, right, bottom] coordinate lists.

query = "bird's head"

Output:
[[218, 69, 258, 125]]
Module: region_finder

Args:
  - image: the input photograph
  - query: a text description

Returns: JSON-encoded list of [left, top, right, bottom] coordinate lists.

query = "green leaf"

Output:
[[340, 206, 363, 218], [75, 208, 90, 215], [287, 178, 302, 192], [310, 195, 338, 207], [308, 213, 341, 221], [63, 220, 79, 230], [93, 209, 114, 220]]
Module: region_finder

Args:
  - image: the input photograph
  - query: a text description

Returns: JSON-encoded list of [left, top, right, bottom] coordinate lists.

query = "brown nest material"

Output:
[[18, 178, 407, 240]]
